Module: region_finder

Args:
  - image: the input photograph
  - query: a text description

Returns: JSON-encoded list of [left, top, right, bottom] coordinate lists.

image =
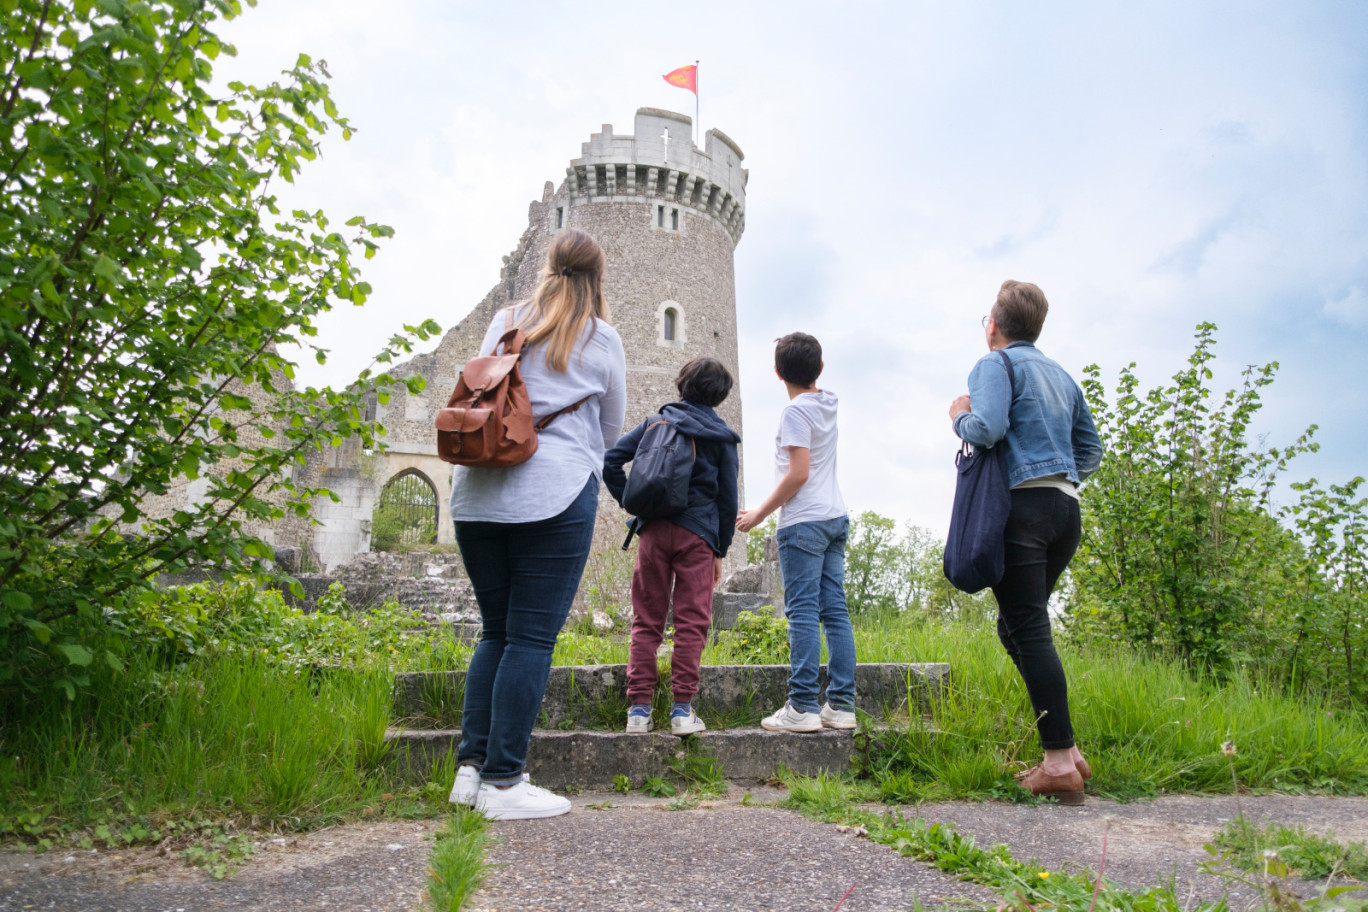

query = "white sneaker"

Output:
[[625, 707, 655, 734], [760, 701, 823, 733], [820, 703, 857, 730], [449, 766, 529, 806], [669, 707, 706, 736], [449, 764, 480, 805], [474, 779, 571, 820]]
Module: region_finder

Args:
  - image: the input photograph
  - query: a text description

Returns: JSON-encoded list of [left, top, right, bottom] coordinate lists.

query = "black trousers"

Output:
[[990, 487, 1080, 750]]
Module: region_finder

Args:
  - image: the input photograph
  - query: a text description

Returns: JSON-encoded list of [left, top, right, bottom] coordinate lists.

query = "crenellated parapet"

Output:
[[561, 108, 747, 246]]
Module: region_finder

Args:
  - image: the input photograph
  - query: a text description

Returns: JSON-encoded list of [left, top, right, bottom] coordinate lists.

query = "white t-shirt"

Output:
[[449, 305, 627, 524], [775, 389, 846, 529]]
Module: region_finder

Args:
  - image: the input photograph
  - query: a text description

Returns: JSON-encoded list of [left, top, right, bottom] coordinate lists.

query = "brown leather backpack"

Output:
[[435, 309, 587, 467]]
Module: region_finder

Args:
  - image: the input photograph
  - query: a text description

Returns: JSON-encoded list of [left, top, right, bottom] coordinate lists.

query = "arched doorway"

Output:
[[372, 470, 439, 551]]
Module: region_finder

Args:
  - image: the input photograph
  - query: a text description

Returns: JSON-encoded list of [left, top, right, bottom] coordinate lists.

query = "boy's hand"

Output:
[[736, 509, 764, 533], [714, 557, 723, 588], [949, 394, 971, 422]]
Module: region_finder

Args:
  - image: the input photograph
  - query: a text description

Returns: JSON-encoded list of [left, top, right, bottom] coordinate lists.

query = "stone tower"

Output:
[[294, 108, 751, 564], [551, 107, 748, 442]]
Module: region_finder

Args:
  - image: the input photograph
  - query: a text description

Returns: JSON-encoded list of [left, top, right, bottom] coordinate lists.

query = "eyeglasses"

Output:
[[981, 315, 991, 328]]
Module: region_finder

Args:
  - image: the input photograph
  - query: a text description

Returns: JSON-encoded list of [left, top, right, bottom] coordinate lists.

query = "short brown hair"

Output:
[[774, 332, 822, 387], [991, 280, 1048, 342], [675, 357, 733, 407]]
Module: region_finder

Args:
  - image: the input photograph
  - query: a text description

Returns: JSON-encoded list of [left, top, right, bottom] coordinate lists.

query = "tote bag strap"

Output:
[[996, 348, 1015, 395]]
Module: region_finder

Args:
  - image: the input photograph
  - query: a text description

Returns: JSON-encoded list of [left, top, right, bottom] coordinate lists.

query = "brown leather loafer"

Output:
[[1015, 759, 1093, 782], [1020, 766, 1085, 805]]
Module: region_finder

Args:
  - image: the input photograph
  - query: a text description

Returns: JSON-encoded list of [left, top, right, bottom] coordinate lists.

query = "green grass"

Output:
[[842, 619, 1368, 801], [426, 808, 491, 911], [0, 651, 444, 848], [1213, 819, 1368, 882]]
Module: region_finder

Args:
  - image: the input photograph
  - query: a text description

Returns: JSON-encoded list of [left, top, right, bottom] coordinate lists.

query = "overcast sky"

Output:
[[214, 1, 1367, 536]]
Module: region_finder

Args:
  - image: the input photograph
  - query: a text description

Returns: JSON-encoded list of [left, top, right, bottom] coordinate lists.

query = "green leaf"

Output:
[[55, 644, 94, 667], [93, 254, 121, 283], [25, 619, 52, 644], [242, 540, 272, 559]]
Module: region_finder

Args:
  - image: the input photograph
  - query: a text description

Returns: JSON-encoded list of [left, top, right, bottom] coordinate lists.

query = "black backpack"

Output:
[[621, 415, 696, 521]]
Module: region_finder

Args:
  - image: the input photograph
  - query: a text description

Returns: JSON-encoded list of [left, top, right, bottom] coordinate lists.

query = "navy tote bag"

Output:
[[943, 350, 1015, 593]]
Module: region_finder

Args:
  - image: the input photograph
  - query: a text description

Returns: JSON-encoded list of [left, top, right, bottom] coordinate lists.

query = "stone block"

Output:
[[392, 662, 949, 728], [722, 564, 763, 593], [383, 728, 859, 789], [711, 592, 772, 630], [272, 547, 301, 574]]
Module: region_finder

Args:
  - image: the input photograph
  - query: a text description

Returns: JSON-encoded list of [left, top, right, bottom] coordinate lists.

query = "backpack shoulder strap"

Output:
[[535, 395, 592, 431]]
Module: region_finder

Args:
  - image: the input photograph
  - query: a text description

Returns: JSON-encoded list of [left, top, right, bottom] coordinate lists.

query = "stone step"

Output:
[[384, 727, 870, 790], [393, 662, 949, 730]]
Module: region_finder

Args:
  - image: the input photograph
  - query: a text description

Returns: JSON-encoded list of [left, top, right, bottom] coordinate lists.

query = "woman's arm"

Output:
[[1072, 394, 1104, 482], [598, 333, 627, 447], [951, 356, 1011, 447]]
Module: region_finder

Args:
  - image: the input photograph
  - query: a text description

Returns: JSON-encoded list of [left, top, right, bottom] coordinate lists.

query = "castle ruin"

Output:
[[292, 108, 749, 569]]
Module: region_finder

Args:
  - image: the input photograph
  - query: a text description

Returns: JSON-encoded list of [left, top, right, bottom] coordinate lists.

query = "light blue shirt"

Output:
[[953, 341, 1103, 487], [450, 306, 627, 523]]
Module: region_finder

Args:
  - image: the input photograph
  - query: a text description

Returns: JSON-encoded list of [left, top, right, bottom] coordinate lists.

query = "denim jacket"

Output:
[[953, 341, 1103, 487]]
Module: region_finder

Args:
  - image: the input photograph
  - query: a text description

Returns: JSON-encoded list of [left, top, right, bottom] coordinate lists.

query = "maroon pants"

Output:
[[626, 521, 715, 704]]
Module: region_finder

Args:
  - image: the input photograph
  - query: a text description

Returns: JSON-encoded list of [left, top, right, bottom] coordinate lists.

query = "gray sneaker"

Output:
[[760, 701, 823, 732], [820, 703, 857, 730]]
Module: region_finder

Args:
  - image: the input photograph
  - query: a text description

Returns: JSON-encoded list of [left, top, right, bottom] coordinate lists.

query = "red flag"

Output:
[[662, 64, 697, 95]]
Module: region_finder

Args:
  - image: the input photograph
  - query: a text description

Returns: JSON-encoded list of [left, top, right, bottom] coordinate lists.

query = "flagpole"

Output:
[[695, 60, 700, 147]]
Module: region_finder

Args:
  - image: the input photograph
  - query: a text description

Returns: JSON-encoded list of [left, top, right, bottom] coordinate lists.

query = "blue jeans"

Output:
[[776, 515, 857, 713], [454, 476, 598, 783]]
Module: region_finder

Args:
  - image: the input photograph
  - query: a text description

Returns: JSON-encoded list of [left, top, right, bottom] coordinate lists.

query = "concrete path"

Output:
[[908, 794, 1368, 912], [1, 791, 1364, 912], [469, 790, 997, 912]]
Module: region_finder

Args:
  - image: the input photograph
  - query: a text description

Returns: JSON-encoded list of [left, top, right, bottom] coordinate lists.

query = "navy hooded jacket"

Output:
[[603, 401, 741, 557]]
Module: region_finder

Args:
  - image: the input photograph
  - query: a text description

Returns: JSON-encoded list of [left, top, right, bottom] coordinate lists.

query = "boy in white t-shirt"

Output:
[[736, 333, 857, 732]]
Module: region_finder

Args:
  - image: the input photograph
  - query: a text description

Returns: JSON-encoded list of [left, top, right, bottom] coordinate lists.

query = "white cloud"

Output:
[[209, 0, 1368, 531], [1322, 286, 1368, 326]]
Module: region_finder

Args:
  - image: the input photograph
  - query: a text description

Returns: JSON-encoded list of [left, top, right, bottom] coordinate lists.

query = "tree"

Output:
[[1281, 476, 1368, 705], [0, 0, 437, 697], [1068, 324, 1345, 684]]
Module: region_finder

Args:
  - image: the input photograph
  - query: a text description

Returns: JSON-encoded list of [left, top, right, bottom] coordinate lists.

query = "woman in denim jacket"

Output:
[[948, 280, 1103, 805]]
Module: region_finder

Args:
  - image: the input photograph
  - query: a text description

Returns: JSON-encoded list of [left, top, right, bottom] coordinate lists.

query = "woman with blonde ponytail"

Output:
[[446, 229, 626, 820]]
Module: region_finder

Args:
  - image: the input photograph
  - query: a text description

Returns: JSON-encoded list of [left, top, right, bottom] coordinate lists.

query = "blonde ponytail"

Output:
[[519, 229, 611, 372]]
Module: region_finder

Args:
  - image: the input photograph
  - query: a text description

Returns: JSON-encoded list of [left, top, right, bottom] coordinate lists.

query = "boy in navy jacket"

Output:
[[603, 357, 741, 735]]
